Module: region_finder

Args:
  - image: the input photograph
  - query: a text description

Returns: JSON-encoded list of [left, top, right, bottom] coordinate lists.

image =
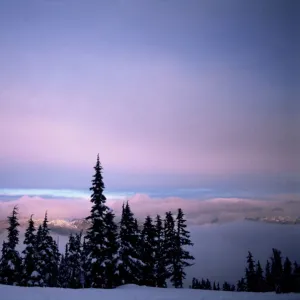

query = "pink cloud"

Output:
[[1, 193, 299, 226], [0, 196, 90, 220]]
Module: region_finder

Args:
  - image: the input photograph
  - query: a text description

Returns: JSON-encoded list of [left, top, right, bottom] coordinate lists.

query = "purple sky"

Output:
[[0, 0, 299, 191]]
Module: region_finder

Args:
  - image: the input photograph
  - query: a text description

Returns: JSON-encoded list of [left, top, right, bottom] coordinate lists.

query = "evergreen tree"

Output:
[[171, 209, 194, 288], [66, 233, 82, 288], [58, 245, 69, 288], [237, 277, 246, 291], [163, 211, 176, 283], [265, 259, 273, 291], [35, 213, 60, 287], [0, 206, 22, 285], [118, 202, 144, 285], [292, 261, 300, 293], [0, 241, 8, 279], [201, 278, 206, 289], [282, 257, 292, 293], [245, 251, 256, 292], [84, 154, 109, 288], [81, 238, 91, 288], [222, 281, 231, 291], [22, 215, 39, 286], [190, 277, 215, 290], [195, 278, 200, 289], [50, 236, 60, 287], [190, 277, 198, 289], [103, 209, 120, 288], [255, 260, 264, 292], [270, 248, 283, 293], [154, 214, 168, 288], [34, 225, 44, 286], [140, 215, 156, 287], [205, 278, 212, 290]]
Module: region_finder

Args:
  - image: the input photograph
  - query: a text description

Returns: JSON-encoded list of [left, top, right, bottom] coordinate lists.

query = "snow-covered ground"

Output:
[[0, 284, 299, 300]]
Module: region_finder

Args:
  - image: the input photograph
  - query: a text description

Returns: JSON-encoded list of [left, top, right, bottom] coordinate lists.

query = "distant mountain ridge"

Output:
[[0, 216, 125, 235], [245, 216, 300, 225], [0, 218, 91, 235]]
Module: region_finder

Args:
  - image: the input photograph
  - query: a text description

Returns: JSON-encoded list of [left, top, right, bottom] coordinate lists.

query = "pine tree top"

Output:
[[86, 155, 108, 222], [164, 211, 175, 226], [42, 212, 49, 230], [246, 251, 255, 270], [176, 208, 193, 246], [283, 257, 292, 275], [6, 206, 20, 250], [141, 215, 156, 247], [23, 215, 36, 248], [155, 214, 163, 224], [256, 260, 263, 278], [90, 154, 106, 199], [120, 202, 136, 230]]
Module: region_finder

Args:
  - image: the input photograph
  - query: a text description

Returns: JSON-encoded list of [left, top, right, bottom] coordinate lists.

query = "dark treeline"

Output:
[[0, 155, 195, 288], [191, 250, 300, 294], [190, 278, 235, 291]]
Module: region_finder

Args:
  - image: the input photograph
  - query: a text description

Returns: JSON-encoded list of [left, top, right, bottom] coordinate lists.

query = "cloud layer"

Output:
[[0, 193, 299, 225]]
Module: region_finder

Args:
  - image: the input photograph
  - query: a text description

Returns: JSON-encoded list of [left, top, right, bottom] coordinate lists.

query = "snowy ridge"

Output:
[[0, 218, 91, 235], [38, 219, 77, 229], [0, 217, 131, 235], [245, 216, 300, 225], [1, 284, 299, 300], [33, 218, 90, 229]]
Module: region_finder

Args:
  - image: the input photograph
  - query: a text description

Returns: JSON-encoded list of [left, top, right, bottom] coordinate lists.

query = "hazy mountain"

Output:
[[245, 216, 300, 225], [0, 216, 125, 236]]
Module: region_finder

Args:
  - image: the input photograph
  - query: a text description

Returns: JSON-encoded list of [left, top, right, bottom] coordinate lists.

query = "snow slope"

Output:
[[0, 284, 299, 300]]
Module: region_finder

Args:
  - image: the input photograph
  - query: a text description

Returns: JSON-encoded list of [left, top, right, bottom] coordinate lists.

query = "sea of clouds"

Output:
[[0, 189, 300, 285], [0, 188, 299, 225]]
